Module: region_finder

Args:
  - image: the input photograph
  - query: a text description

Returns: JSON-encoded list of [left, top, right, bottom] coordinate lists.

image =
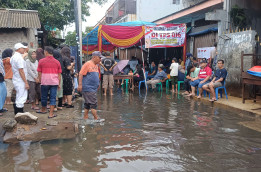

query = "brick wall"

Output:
[[0, 28, 38, 53]]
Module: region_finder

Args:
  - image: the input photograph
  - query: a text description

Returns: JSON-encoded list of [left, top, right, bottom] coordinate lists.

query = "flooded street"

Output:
[[1, 90, 261, 172]]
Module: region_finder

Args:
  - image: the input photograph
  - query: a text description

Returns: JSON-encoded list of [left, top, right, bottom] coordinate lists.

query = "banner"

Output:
[[145, 24, 186, 48], [197, 47, 215, 59]]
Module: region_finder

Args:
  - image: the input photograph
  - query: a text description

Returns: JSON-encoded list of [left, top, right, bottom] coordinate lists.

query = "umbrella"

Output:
[[113, 60, 129, 75]]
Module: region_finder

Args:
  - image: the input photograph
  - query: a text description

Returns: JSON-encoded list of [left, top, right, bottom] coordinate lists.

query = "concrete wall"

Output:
[[136, 0, 183, 22], [230, 0, 261, 54], [0, 28, 38, 53], [119, 48, 148, 62], [218, 30, 257, 96], [136, 0, 206, 22]]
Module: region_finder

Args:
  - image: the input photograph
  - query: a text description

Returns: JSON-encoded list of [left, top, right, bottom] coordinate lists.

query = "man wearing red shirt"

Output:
[[188, 59, 212, 99], [37, 46, 62, 118]]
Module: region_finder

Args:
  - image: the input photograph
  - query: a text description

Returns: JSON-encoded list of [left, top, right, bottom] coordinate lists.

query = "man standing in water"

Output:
[[100, 51, 117, 96], [10, 43, 28, 114], [78, 51, 105, 122]]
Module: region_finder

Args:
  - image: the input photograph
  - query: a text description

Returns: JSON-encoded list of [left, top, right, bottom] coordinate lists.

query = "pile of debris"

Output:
[[2, 112, 79, 144]]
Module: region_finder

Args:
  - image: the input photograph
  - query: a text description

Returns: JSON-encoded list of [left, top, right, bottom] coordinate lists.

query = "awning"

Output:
[[82, 20, 156, 45], [0, 9, 41, 28], [189, 27, 218, 37]]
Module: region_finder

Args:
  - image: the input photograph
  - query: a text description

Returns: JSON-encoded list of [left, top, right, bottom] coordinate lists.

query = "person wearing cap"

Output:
[[78, 51, 104, 122], [10, 43, 29, 114], [188, 59, 212, 99], [37, 46, 62, 118], [99, 51, 117, 96], [147, 64, 168, 90]]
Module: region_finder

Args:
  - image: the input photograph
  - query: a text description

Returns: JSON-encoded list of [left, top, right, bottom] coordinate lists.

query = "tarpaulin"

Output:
[[98, 25, 145, 51], [189, 27, 218, 37], [247, 66, 261, 77], [82, 21, 156, 45]]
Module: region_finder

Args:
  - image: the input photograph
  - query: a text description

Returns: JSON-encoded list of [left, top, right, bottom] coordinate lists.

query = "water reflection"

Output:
[[1, 91, 261, 171]]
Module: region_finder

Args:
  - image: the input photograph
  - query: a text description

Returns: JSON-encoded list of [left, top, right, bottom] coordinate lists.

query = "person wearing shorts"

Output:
[[78, 51, 104, 122], [188, 59, 212, 99], [203, 59, 227, 101], [100, 51, 117, 96], [169, 58, 179, 93]]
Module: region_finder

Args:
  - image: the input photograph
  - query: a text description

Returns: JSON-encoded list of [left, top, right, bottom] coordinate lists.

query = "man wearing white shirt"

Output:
[[10, 43, 29, 114]]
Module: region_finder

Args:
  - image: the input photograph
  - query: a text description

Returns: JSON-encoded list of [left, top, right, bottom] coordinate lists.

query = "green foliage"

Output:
[[85, 26, 93, 35], [0, 0, 107, 30], [1, 0, 107, 46], [65, 31, 77, 46], [230, 5, 247, 29]]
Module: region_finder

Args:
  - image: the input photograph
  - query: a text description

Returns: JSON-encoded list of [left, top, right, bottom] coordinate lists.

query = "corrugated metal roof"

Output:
[[0, 9, 41, 28]]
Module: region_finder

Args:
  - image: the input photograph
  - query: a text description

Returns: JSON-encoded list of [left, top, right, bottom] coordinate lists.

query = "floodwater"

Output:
[[1, 90, 261, 172]]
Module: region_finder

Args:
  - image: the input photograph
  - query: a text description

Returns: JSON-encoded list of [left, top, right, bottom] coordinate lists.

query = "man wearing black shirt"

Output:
[[100, 52, 117, 96]]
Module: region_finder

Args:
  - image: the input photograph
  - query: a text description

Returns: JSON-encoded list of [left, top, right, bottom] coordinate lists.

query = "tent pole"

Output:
[[126, 49, 127, 60], [140, 40, 147, 91], [86, 36, 89, 61], [148, 48, 150, 64]]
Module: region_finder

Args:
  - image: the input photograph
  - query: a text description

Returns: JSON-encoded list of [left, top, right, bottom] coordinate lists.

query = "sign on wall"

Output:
[[145, 24, 186, 48], [197, 47, 216, 59]]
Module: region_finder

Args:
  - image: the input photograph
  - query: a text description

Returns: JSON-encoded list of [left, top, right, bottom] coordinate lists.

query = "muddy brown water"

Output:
[[1, 90, 261, 172]]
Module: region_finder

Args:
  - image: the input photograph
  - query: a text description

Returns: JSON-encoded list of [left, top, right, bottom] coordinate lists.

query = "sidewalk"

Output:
[[199, 95, 261, 132], [200, 95, 261, 117]]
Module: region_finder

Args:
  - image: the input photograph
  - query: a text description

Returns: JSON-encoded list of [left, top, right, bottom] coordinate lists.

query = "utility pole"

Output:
[[74, 0, 82, 72]]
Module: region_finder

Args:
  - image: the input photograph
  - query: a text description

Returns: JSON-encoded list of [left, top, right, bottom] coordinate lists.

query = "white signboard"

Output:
[[145, 24, 186, 48], [197, 47, 215, 59]]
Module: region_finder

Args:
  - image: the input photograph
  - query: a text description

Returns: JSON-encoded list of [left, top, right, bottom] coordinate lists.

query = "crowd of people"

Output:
[[0, 43, 79, 118], [0, 42, 227, 118]]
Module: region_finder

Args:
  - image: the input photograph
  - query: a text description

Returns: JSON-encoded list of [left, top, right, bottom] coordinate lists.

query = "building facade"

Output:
[[0, 9, 41, 52]]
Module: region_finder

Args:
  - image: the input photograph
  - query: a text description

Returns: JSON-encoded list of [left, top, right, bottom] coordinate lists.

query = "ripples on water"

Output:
[[1, 90, 261, 172]]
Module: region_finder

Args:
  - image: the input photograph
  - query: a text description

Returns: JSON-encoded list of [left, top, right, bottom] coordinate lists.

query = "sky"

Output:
[[64, 0, 115, 36]]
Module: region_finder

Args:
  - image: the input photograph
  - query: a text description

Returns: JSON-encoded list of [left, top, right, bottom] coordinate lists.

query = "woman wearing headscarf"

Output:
[[36, 48, 45, 61], [2, 48, 13, 105], [53, 50, 64, 110], [26, 49, 40, 110], [0, 57, 7, 116], [61, 47, 75, 108]]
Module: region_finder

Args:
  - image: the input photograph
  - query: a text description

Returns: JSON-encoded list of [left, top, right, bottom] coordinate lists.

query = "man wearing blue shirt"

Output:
[[203, 59, 227, 101], [147, 64, 167, 90], [148, 61, 157, 79]]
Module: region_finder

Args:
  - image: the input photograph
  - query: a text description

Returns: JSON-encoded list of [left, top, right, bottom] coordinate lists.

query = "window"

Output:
[[173, 0, 180, 5]]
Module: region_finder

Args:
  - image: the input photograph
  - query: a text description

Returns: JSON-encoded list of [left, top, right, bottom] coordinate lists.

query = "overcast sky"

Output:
[[64, 0, 115, 35]]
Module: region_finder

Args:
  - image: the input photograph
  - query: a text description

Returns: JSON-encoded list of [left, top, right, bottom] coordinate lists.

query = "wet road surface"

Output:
[[1, 90, 261, 172]]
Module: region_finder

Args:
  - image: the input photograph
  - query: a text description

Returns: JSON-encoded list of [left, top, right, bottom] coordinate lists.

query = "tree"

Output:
[[65, 31, 77, 46], [0, 0, 108, 45], [85, 26, 93, 35]]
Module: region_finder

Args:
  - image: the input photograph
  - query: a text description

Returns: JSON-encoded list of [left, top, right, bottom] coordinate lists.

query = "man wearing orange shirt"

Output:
[[78, 51, 105, 122]]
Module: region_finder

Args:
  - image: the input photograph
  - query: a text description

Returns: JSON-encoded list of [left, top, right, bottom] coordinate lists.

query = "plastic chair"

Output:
[[197, 87, 207, 97], [208, 80, 228, 100], [156, 82, 163, 91], [178, 71, 187, 93], [138, 72, 148, 92], [121, 79, 129, 91], [166, 79, 171, 90]]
